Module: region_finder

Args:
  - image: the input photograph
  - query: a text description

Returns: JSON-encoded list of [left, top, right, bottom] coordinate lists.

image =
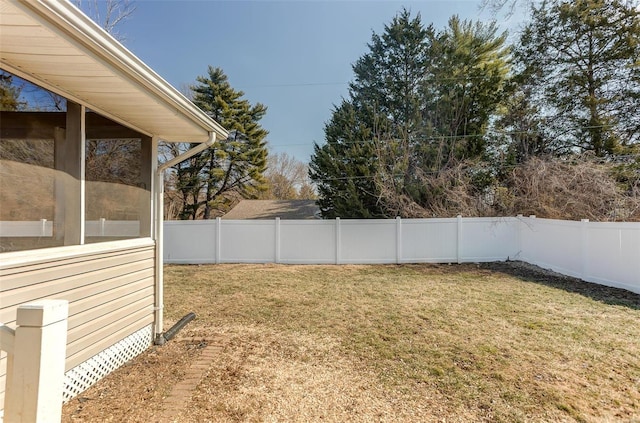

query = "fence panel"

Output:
[[85, 220, 139, 237], [0, 221, 52, 237], [220, 220, 275, 263], [164, 221, 216, 264], [340, 220, 397, 264], [401, 219, 457, 263], [583, 222, 640, 293], [520, 218, 583, 278], [461, 218, 519, 262], [279, 220, 336, 264]]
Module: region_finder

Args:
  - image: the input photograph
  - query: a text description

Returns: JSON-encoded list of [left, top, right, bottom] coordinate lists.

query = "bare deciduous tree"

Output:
[[74, 0, 136, 41], [260, 152, 315, 200], [480, 0, 535, 17]]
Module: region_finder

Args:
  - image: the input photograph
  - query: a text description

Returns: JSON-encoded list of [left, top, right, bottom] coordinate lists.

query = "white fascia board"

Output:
[[17, 0, 228, 142]]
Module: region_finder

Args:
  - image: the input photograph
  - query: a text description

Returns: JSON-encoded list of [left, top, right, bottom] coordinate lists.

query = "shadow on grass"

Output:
[[480, 261, 640, 310]]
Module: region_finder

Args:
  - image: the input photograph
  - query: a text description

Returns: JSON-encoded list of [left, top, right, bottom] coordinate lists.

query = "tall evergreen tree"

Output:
[[491, 83, 550, 165], [310, 10, 431, 218], [310, 10, 510, 218], [310, 101, 385, 218], [423, 17, 510, 164], [516, 0, 640, 156], [174, 66, 268, 219], [350, 9, 433, 139]]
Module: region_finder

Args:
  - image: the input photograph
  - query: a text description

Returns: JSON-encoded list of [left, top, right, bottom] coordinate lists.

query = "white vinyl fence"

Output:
[[519, 218, 640, 294], [164, 217, 520, 265], [164, 216, 640, 295], [2, 216, 638, 294]]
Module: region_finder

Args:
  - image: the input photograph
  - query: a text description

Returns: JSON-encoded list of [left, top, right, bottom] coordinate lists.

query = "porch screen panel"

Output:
[[0, 70, 70, 252], [84, 112, 150, 243]]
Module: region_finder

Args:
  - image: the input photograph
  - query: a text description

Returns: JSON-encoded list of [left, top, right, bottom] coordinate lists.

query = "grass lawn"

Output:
[[63, 263, 640, 422]]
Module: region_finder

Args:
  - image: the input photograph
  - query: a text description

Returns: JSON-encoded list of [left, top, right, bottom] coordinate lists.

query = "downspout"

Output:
[[153, 133, 217, 344]]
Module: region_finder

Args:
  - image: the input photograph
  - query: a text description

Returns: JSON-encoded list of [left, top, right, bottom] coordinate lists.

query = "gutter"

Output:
[[153, 133, 217, 343], [158, 136, 217, 173]]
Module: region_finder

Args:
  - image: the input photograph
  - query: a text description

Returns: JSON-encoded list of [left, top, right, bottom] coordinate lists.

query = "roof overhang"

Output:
[[0, 0, 228, 143]]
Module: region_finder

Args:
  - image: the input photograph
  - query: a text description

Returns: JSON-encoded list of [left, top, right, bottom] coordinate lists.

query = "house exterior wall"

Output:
[[0, 238, 156, 410], [1, 1, 226, 415]]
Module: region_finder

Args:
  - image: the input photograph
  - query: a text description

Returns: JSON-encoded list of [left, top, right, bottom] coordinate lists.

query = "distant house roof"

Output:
[[222, 200, 320, 220], [0, 0, 227, 143]]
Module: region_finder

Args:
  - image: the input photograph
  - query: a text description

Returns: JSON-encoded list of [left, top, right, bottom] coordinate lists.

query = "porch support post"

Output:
[[139, 135, 152, 237], [54, 101, 85, 244], [4, 300, 69, 423]]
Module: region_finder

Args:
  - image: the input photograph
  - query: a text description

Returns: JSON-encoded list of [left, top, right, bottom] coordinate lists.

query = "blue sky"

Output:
[[117, 1, 527, 162]]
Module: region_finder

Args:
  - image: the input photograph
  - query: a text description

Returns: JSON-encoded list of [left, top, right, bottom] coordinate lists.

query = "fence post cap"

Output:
[[17, 299, 69, 327]]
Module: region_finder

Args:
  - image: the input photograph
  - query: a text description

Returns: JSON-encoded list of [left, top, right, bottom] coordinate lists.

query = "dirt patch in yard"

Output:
[[62, 336, 204, 422], [62, 262, 640, 422]]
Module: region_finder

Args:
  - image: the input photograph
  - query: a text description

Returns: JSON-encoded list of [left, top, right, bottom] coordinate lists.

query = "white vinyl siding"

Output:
[[0, 239, 156, 409]]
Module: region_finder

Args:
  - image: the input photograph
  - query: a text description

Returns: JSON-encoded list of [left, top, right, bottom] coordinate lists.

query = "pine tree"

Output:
[[309, 10, 510, 218], [173, 66, 268, 219], [423, 17, 510, 164], [310, 101, 385, 218], [310, 10, 431, 218], [516, 0, 640, 156], [350, 9, 432, 139]]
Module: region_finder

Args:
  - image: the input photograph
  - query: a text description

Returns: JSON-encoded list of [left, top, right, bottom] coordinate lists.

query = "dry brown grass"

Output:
[[63, 263, 640, 422]]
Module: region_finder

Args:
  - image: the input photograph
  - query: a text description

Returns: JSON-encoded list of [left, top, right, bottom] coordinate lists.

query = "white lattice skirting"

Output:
[[62, 325, 153, 403]]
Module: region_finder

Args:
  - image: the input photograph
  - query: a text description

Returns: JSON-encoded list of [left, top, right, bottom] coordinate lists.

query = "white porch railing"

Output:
[[0, 300, 68, 423], [0, 220, 139, 237]]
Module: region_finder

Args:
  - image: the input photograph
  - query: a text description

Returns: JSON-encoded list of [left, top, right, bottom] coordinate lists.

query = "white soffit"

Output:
[[0, 0, 228, 142]]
